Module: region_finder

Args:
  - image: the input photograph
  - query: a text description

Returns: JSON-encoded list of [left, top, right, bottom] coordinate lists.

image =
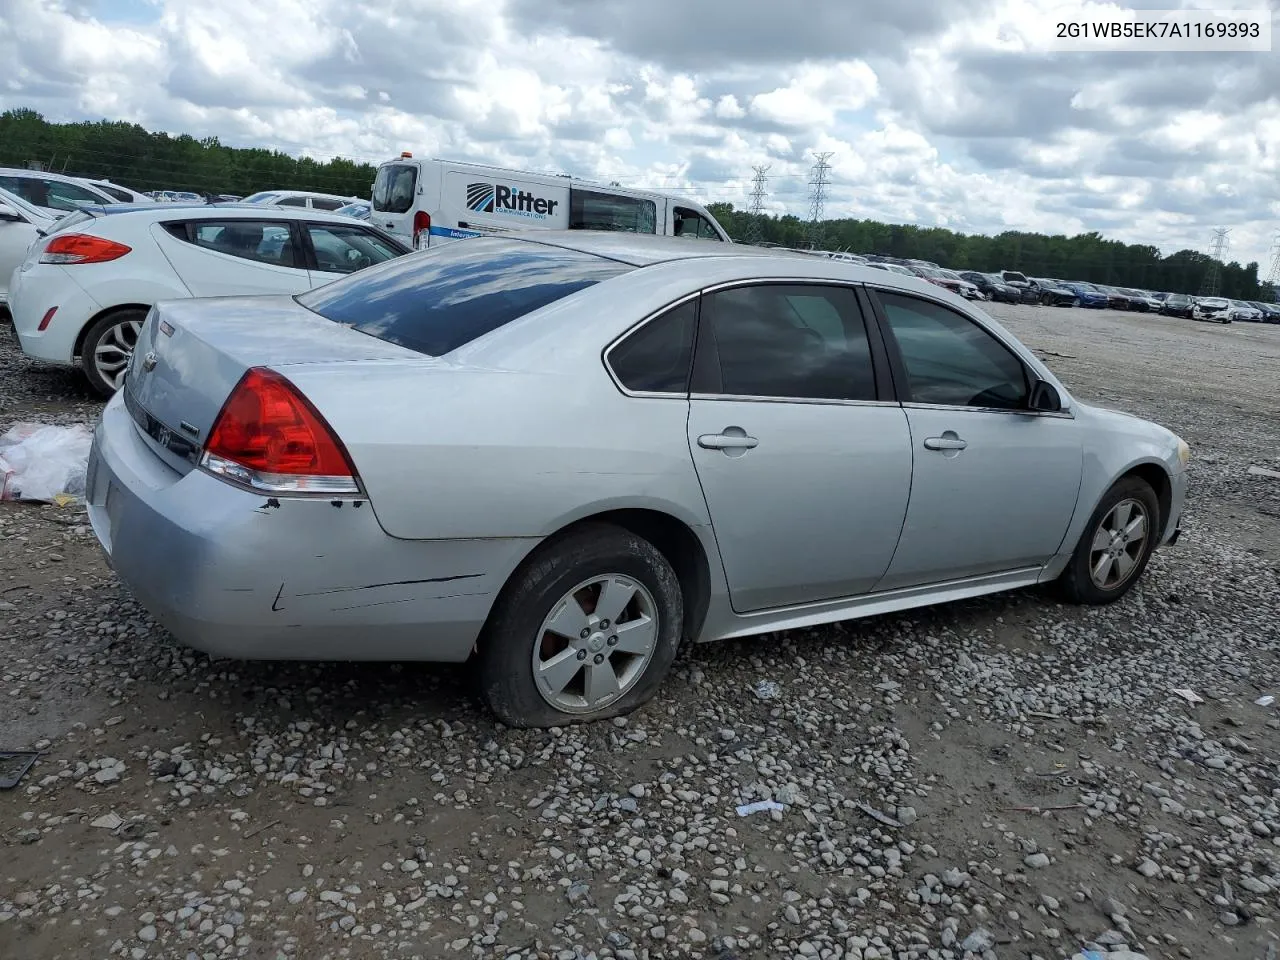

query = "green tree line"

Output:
[[707, 203, 1269, 300], [1, 109, 1268, 300], [0, 108, 377, 199]]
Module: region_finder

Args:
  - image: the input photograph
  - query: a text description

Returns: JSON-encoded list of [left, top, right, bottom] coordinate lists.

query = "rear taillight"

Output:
[[412, 210, 431, 248], [200, 367, 360, 495], [39, 234, 132, 265]]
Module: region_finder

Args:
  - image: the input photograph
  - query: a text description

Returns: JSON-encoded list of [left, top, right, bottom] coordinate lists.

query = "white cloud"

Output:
[[0, 0, 1276, 267]]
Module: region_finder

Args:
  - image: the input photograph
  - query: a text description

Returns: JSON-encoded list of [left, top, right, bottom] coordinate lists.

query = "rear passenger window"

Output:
[[277, 196, 308, 207], [311, 198, 345, 211], [700, 284, 877, 402], [608, 300, 696, 394], [569, 190, 657, 234], [176, 221, 299, 268]]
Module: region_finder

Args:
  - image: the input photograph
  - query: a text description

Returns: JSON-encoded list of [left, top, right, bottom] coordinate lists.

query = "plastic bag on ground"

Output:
[[0, 422, 93, 503]]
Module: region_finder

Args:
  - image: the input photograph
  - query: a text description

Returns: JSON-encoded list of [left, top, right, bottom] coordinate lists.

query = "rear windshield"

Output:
[[296, 238, 633, 356], [372, 164, 417, 214]]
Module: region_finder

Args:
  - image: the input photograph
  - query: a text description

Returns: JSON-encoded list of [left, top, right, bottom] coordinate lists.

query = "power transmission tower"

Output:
[[806, 152, 834, 249], [745, 164, 770, 244], [1198, 227, 1229, 297], [1266, 230, 1280, 292]]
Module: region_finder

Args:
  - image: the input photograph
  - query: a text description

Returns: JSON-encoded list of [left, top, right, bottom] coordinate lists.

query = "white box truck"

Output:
[[370, 154, 731, 249]]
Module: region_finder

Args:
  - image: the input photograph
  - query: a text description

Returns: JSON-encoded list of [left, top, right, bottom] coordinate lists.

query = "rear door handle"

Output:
[[698, 432, 759, 450], [923, 435, 967, 451]]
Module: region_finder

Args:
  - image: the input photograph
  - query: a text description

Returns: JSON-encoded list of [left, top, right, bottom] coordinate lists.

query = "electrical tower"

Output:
[[1266, 230, 1280, 290], [806, 152, 834, 249], [745, 164, 770, 244], [1198, 227, 1229, 297]]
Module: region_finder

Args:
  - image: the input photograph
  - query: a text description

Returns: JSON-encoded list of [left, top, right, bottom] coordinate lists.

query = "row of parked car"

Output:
[[813, 251, 1280, 324], [0, 155, 729, 397]]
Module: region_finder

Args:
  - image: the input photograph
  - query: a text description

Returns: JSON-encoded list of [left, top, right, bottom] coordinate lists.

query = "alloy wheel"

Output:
[[1088, 499, 1149, 590], [532, 574, 659, 715], [94, 319, 143, 391]]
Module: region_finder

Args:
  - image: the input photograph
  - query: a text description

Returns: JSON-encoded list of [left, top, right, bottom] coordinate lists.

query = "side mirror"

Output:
[[1028, 379, 1062, 412], [0, 202, 22, 222]]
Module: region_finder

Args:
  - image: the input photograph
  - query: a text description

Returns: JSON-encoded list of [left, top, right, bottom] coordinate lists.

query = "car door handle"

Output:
[[923, 436, 968, 451], [698, 432, 759, 450]]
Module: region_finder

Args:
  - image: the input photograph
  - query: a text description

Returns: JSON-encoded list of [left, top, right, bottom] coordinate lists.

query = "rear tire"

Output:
[[80, 308, 147, 398], [1057, 477, 1160, 605], [477, 523, 683, 728]]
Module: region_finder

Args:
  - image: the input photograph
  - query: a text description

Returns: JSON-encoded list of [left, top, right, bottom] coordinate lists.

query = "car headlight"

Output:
[[1176, 438, 1191, 468]]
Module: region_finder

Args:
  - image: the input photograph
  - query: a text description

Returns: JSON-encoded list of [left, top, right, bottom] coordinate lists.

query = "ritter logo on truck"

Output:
[[466, 181, 559, 220]]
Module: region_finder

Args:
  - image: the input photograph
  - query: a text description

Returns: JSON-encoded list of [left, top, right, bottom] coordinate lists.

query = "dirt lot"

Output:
[[2, 304, 1278, 960]]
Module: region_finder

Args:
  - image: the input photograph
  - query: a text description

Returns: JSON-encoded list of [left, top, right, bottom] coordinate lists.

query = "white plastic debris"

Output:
[[0, 422, 92, 503], [1256, 695, 1276, 707], [736, 799, 785, 816], [1247, 465, 1280, 479], [1172, 688, 1204, 705], [752, 680, 781, 701]]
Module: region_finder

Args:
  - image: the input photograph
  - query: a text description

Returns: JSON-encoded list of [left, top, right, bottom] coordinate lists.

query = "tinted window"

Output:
[[672, 207, 722, 241], [307, 223, 404, 274], [96, 184, 133, 203], [569, 190, 656, 234], [297, 238, 633, 357], [701, 284, 876, 402], [311, 197, 345, 211], [182, 220, 299, 268], [608, 300, 696, 394], [0, 175, 102, 211], [877, 291, 1028, 409], [372, 164, 417, 214], [277, 196, 308, 207]]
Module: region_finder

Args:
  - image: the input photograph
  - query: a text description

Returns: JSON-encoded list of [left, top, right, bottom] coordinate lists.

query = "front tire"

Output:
[[477, 524, 683, 728], [80, 308, 147, 397], [1057, 477, 1160, 605]]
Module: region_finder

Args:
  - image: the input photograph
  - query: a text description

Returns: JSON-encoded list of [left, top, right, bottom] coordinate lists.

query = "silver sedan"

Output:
[[86, 232, 1190, 727]]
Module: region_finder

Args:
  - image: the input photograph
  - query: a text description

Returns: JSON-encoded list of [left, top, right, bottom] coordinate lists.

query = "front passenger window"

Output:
[[876, 291, 1028, 409]]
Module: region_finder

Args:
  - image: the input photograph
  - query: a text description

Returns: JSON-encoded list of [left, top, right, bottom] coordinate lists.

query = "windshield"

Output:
[[297, 238, 633, 357], [242, 191, 282, 204]]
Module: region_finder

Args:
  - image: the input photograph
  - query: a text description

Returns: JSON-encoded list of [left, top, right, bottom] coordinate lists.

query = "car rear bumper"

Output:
[[10, 264, 99, 365], [86, 393, 535, 662]]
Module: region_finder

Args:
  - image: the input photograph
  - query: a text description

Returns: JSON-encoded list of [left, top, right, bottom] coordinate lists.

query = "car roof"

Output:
[[0, 165, 102, 184], [73, 202, 378, 223], [447, 232, 990, 298], [249, 189, 358, 200], [485, 231, 823, 267]]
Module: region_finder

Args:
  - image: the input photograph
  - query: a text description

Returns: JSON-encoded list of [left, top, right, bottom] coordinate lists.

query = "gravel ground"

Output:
[[2, 304, 1279, 960]]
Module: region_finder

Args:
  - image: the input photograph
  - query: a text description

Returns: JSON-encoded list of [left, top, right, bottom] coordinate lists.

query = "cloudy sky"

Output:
[[2, 0, 1278, 269]]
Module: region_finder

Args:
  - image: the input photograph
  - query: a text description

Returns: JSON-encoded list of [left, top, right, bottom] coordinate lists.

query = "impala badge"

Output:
[[142, 351, 158, 372]]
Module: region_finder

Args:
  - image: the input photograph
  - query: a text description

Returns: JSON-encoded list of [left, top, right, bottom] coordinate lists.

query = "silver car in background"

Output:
[[85, 233, 1190, 727]]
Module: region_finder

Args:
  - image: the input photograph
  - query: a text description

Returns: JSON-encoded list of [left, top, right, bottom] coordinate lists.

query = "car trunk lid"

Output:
[[124, 296, 422, 474]]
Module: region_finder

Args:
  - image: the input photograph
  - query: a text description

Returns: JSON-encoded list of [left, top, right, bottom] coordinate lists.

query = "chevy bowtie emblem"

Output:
[[142, 351, 158, 372]]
